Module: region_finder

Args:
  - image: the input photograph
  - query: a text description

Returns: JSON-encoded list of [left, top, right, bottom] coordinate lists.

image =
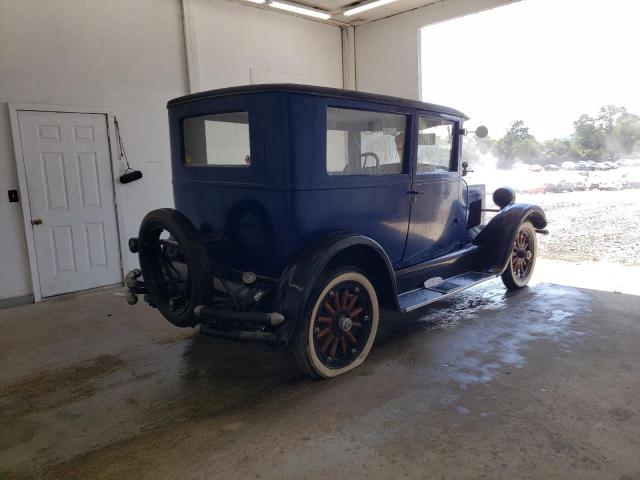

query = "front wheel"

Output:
[[294, 269, 379, 379], [501, 221, 537, 290]]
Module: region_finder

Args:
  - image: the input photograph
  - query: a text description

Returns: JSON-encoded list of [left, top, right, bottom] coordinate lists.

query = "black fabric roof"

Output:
[[167, 83, 468, 119]]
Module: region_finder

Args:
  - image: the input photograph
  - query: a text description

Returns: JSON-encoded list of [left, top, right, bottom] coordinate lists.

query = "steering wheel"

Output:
[[360, 152, 380, 169]]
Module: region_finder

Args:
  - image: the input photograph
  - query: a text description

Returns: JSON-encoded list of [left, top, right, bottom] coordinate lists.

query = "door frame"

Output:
[[402, 111, 463, 264], [8, 102, 126, 302]]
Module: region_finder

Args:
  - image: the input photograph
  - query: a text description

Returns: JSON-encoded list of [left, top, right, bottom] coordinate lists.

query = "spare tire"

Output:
[[138, 208, 213, 327]]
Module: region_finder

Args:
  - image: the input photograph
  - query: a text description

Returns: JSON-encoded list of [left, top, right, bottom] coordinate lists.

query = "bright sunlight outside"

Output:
[[420, 0, 640, 293]]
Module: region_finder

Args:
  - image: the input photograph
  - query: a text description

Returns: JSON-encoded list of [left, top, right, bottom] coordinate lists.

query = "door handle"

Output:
[[407, 190, 423, 203], [31, 218, 43, 225]]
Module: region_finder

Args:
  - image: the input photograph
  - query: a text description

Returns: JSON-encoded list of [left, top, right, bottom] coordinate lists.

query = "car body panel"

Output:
[[168, 85, 471, 277]]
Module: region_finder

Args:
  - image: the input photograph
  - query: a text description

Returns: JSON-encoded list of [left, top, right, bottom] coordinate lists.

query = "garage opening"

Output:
[[420, 0, 640, 294]]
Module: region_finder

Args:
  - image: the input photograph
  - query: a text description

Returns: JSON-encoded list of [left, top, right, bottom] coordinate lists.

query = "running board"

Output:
[[398, 271, 497, 313]]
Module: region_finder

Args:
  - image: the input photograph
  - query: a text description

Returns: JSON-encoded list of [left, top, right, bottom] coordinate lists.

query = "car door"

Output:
[[292, 98, 415, 268], [402, 112, 462, 265]]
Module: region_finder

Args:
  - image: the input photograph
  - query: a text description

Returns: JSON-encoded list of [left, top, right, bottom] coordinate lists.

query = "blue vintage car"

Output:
[[125, 84, 547, 378]]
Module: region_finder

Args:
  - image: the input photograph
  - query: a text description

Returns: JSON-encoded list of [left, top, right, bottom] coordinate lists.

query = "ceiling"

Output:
[[239, 0, 442, 26]]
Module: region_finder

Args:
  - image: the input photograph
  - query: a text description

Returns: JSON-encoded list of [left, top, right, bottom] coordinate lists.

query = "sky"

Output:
[[420, 0, 640, 140]]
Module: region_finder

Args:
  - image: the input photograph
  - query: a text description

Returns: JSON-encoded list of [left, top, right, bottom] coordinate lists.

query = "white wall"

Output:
[[0, 0, 343, 302], [0, 0, 188, 301], [191, 0, 343, 90], [354, 0, 516, 99]]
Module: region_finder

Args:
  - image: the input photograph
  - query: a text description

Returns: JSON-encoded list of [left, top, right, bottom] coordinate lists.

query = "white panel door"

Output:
[[18, 111, 121, 297]]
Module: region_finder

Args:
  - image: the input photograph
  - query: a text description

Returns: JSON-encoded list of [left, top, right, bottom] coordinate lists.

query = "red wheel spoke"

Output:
[[341, 289, 350, 309], [321, 334, 334, 353], [350, 306, 363, 317], [346, 331, 357, 345], [333, 291, 341, 310], [318, 316, 332, 325], [351, 321, 362, 328], [323, 302, 335, 316], [329, 337, 339, 358], [317, 327, 331, 339], [346, 294, 358, 310], [340, 337, 347, 355]]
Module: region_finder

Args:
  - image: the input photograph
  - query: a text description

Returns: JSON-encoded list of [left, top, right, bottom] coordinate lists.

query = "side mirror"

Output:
[[475, 125, 488, 138], [462, 161, 473, 177]]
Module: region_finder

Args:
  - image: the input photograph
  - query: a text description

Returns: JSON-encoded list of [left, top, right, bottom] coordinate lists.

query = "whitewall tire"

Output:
[[294, 269, 379, 379]]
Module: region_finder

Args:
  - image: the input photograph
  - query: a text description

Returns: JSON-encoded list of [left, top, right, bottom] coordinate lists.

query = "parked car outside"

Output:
[[576, 161, 595, 171], [123, 84, 547, 378], [618, 158, 640, 168], [598, 170, 623, 190], [587, 172, 604, 190], [622, 169, 640, 189]]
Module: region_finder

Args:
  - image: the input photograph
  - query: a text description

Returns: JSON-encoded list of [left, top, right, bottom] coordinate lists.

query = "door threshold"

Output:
[[42, 283, 123, 301]]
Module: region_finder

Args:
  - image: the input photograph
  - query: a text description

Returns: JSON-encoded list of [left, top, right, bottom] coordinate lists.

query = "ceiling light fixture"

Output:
[[343, 0, 397, 16], [269, 1, 331, 20], [245, 0, 266, 3]]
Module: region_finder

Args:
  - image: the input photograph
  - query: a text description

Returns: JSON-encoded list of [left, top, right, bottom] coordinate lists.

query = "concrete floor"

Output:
[[1, 278, 639, 479]]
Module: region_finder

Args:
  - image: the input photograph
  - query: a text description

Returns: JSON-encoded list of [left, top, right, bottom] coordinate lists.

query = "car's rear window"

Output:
[[326, 107, 407, 176], [182, 112, 251, 167]]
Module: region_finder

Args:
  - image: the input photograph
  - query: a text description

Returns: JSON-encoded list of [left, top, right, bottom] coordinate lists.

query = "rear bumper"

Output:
[[123, 269, 146, 305], [123, 266, 287, 345]]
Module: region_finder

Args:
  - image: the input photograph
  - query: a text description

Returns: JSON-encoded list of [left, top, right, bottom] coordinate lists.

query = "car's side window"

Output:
[[417, 116, 455, 174], [326, 107, 407, 176], [182, 112, 251, 167]]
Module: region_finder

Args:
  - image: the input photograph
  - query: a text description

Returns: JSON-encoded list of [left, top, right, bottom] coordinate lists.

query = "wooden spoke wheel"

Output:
[[295, 269, 379, 379], [501, 221, 537, 290]]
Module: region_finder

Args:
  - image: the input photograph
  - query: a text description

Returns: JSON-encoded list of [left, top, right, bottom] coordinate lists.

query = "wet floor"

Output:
[[1, 280, 639, 479]]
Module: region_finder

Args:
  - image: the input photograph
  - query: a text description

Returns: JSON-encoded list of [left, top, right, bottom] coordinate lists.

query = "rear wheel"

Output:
[[294, 269, 379, 379], [138, 208, 213, 327], [501, 221, 537, 290]]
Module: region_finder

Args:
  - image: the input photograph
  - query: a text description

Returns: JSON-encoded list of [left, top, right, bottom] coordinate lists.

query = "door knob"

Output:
[[31, 218, 43, 225]]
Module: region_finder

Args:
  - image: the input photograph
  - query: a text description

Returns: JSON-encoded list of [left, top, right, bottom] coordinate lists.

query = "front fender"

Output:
[[473, 203, 547, 274], [272, 231, 397, 347]]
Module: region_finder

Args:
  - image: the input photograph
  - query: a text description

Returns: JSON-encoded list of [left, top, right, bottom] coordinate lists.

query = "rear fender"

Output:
[[473, 203, 547, 274], [272, 232, 397, 346]]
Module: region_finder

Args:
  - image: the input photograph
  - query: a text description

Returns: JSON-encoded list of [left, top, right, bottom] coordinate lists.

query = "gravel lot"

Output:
[[517, 189, 640, 266]]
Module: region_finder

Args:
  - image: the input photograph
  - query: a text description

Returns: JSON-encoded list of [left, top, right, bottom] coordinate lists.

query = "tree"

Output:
[[542, 138, 575, 163], [572, 114, 603, 159], [611, 112, 640, 155], [492, 120, 540, 169], [596, 105, 627, 134], [480, 106, 640, 169], [462, 135, 494, 164]]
